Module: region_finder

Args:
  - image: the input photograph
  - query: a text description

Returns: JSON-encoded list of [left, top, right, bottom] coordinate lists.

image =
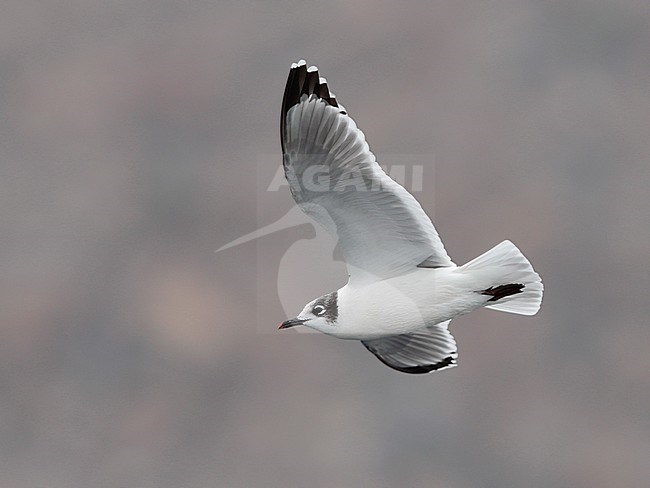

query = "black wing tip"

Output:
[[281, 60, 339, 120], [280, 60, 341, 153], [373, 353, 458, 374]]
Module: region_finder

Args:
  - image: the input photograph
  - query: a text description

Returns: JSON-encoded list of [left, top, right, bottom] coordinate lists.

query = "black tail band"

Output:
[[481, 283, 525, 302]]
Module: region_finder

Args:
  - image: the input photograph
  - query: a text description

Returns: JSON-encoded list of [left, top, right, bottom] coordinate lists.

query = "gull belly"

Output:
[[331, 267, 486, 340]]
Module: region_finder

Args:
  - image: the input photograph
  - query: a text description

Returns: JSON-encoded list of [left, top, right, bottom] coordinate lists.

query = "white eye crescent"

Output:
[[312, 305, 326, 316]]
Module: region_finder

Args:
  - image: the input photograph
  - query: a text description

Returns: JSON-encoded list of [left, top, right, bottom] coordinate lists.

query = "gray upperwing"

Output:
[[281, 61, 455, 284]]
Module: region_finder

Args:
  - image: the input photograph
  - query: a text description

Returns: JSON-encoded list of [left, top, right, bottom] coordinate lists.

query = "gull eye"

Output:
[[312, 305, 326, 316]]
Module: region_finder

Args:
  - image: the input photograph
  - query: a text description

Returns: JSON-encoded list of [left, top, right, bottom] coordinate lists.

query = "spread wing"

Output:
[[281, 60, 454, 284], [361, 320, 457, 374]]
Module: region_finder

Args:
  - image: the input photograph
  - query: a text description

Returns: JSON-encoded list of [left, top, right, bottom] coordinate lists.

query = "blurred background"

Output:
[[2, 1, 650, 487]]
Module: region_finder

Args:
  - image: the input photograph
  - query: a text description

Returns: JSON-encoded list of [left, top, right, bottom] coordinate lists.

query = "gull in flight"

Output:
[[278, 60, 543, 374]]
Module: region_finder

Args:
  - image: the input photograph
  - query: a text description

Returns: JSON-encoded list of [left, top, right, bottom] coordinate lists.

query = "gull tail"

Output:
[[461, 240, 543, 315]]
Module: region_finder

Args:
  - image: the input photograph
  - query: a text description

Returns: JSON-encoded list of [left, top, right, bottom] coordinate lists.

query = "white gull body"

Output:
[[278, 60, 543, 374]]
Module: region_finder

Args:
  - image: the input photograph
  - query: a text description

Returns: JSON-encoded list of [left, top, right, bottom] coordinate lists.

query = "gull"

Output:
[[277, 60, 543, 374]]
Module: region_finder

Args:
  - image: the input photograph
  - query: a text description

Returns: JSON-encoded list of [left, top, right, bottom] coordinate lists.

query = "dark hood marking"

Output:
[[314, 291, 338, 324]]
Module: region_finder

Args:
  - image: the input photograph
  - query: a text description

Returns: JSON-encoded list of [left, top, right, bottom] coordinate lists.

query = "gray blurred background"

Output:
[[2, 1, 650, 487]]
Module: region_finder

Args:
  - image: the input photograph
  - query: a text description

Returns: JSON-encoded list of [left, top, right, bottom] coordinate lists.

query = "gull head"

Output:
[[278, 291, 339, 333]]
